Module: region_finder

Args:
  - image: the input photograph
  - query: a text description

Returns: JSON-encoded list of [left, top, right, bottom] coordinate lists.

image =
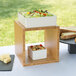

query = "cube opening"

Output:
[[25, 29, 59, 64]]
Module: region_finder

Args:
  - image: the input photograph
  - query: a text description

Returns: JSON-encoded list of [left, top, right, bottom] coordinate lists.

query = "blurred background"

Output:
[[0, 0, 76, 46]]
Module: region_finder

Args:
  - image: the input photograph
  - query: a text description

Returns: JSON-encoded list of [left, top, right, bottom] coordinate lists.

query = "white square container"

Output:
[[28, 46, 47, 60], [18, 12, 57, 28]]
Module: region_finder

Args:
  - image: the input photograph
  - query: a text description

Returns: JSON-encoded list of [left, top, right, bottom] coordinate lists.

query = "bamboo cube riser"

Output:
[[14, 21, 59, 66]]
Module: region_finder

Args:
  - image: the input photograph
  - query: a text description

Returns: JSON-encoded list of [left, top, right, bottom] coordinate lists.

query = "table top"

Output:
[[0, 43, 76, 76]]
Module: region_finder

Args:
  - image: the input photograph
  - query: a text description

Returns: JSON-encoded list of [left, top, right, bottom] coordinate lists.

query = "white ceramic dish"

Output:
[[28, 46, 47, 60], [18, 12, 57, 28]]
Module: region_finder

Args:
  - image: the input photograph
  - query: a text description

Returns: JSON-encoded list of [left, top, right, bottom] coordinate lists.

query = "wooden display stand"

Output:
[[60, 26, 76, 35], [14, 21, 60, 66]]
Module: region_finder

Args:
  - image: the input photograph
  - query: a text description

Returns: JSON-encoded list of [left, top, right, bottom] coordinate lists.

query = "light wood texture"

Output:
[[14, 21, 60, 66], [45, 27, 59, 60], [60, 26, 76, 35], [14, 21, 25, 66]]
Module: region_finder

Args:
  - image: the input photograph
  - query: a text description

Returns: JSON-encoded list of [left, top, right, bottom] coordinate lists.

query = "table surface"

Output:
[[0, 43, 76, 76]]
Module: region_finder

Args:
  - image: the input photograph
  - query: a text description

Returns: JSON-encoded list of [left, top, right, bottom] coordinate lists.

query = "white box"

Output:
[[18, 12, 57, 28], [28, 46, 47, 60]]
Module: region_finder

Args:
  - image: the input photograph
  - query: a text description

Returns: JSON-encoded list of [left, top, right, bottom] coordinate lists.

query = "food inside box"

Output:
[[20, 9, 53, 18], [28, 44, 47, 60], [30, 44, 45, 51]]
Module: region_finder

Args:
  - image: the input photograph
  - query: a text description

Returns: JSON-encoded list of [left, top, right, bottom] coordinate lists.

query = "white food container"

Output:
[[28, 46, 47, 60], [18, 12, 57, 28]]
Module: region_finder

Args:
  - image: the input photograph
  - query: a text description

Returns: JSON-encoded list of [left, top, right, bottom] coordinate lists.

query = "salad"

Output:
[[20, 9, 53, 18]]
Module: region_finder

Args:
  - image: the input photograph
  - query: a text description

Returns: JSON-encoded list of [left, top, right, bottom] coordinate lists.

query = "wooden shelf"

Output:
[[14, 21, 60, 66], [60, 26, 76, 35], [24, 53, 59, 66]]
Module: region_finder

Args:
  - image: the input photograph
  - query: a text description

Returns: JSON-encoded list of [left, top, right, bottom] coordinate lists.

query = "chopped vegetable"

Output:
[[21, 9, 53, 18]]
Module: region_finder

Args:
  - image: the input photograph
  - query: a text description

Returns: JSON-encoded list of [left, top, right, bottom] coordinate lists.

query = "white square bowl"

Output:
[[28, 46, 47, 60], [18, 12, 57, 28]]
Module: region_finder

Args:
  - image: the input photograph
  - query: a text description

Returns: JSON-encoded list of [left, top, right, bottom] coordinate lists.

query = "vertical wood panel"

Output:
[[14, 21, 25, 66], [45, 27, 59, 61]]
